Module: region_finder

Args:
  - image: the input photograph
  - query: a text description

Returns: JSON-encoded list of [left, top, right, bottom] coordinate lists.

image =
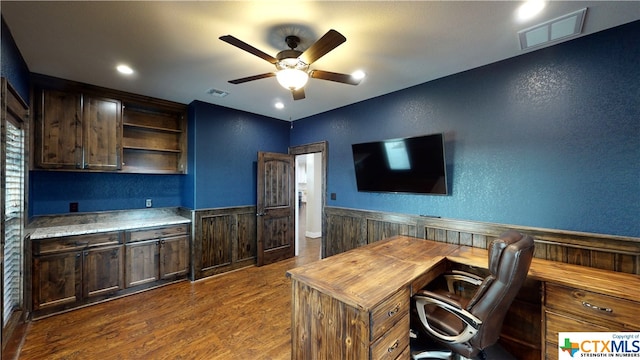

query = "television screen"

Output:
[[351, 133, 448, 195]]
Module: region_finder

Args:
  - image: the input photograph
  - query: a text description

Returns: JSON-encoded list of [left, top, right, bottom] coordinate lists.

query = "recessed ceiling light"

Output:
[[275, 102, 285, 109], [517, 0, 546, 22], [116, 64, 134, 75]]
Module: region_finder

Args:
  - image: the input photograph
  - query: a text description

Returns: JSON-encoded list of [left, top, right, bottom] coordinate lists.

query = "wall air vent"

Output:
[[206, 88, 229, 98], [518, 8, 587, 50]]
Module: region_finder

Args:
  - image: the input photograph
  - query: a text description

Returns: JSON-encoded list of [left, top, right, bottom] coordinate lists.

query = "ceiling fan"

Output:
[[219, 29, 361, 100]]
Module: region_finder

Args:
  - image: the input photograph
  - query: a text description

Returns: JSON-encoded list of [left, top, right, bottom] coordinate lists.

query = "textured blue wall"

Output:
[[291, 21, 640, 238], [30, 172, 185, 215], [185, 101, 290, 209], [1, 17, 30, 105]]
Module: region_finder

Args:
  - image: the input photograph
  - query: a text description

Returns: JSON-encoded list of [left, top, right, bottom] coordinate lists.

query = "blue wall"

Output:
[[29, 172, 184, 215], [1, 17, 30, 104], [290, 21, 640, 238], [185, 101, 290, 209]]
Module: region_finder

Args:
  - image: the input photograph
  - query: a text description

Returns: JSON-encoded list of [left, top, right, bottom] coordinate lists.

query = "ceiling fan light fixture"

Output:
[[276, 68, 309, 90]]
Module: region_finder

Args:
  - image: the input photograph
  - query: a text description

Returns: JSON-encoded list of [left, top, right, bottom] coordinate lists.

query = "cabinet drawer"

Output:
[[371, 287, 410, 341], [127, 225, 189, 242], [34, 231, 122, 255], [370, 314, 409, 360], [545, 283, 640, 329]]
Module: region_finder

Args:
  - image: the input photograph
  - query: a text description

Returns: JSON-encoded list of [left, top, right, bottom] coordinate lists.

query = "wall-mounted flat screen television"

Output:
[[351, 133, 448, 195]]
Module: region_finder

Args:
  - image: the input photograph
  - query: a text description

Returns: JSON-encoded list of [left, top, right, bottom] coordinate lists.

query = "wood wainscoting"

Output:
[[325, 206, 640, 273], [191, 206, 257, 280], [324, 206, 640, 360]]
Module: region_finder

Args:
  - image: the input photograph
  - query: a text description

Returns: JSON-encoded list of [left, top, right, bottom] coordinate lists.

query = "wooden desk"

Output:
[[287, 235, 640, 360]]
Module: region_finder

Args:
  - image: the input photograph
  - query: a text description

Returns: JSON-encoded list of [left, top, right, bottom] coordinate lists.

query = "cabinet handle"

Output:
[[387, 340, 399, 353], [387, 304, 400, 317], [76, 253, 81, 258], [582, 301, 613, 313]]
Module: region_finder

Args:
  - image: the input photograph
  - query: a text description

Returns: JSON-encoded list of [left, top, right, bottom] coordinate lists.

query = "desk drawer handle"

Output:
[[582, 301, 613, 313], [387, 340, 399, 353], [387, 304, 400, 317]]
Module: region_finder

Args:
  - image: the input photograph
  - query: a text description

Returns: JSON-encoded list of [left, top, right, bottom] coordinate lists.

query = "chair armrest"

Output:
[[443, 270, 483, 293], [415, 289, 463, 310], [414, 291, 482, 344]]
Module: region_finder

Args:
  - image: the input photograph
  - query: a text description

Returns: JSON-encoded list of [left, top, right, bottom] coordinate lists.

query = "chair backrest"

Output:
[[465, 230, 535, 351]]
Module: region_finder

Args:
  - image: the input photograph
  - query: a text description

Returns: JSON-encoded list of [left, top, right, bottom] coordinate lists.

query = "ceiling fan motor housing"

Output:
[[276, 49, 307, 71]]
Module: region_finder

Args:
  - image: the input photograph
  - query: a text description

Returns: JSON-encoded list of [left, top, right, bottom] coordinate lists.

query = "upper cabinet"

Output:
[[35, 89, 122, 171], [32, 74, 187, 174]]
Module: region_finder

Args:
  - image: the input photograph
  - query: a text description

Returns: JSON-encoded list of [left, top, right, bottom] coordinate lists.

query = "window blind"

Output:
[[3, 118, 24, 326]]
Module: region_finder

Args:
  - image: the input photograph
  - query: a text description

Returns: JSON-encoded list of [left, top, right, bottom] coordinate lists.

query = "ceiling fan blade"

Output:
[[228, 72, 275, 84], [310, 70, 361, 85], [292, 88, 305, 100], [299, 29, 346, 65], [219, 35, 278, 64]]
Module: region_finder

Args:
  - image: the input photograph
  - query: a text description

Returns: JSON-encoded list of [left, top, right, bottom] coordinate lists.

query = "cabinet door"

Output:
[[125, 240, 159, 287], [83, 245, 124, 298], [160, 235, 189, 279], [37, 89, 82, 169], [33, 252, 82, 309], [83, 96, 122, 170]]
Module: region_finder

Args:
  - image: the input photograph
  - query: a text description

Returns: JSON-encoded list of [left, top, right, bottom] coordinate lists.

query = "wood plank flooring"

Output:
[[17, 237, 321, 360]]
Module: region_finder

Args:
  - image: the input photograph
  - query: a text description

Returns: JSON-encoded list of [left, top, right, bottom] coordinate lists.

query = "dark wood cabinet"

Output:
[[32, 232, 123, 313], [32, 251, 82, 310], [35, 88, 122, 171], [83, 245, 124, 298], [31, 74, 187, 174], [159, 235, 189, 279], [125, 225, 189, 288]]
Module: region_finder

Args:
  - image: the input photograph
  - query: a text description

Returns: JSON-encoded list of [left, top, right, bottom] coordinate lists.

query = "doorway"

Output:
[[289, 142, 326, 259]]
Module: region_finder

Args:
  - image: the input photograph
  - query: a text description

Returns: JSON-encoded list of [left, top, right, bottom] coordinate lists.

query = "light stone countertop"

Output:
[[26, 208, 191, 240]]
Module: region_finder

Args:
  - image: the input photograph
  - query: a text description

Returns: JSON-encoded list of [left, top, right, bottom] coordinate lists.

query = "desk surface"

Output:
[[288, 235, 640, 306], [287, 236, 459, 311]]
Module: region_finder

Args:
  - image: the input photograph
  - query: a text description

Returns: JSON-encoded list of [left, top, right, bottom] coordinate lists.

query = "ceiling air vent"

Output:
[[206, 88, 229, 98], [518, 8, 587, 50]]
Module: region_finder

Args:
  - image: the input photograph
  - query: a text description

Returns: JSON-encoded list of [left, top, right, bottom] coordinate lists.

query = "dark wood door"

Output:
[[83, 245, 124, 298], [82, 96, 121, 170], [37, 89, 82, 169], [159, 235, 189, 279], [32, 251, 82, 310], [125, 240, 159, 287], [256, 152, 295, 266]]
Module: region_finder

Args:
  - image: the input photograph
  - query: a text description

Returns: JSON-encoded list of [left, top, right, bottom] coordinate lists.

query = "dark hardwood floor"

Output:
[[16, 237, 321, 360]]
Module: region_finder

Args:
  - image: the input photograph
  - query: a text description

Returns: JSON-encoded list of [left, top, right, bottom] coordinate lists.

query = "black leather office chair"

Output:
[[411, 230, 535, 360]]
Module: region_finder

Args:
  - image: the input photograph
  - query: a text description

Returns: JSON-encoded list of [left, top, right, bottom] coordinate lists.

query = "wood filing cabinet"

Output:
[[542, 283, 640, 360]]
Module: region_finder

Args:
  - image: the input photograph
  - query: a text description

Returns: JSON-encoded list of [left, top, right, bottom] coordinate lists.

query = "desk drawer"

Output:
[[545, 310, 608, 345], [127, 225, 188, 242], [545, 283, 639, 329], [371, 287, 410, 341], [370, 314, 409, 360]]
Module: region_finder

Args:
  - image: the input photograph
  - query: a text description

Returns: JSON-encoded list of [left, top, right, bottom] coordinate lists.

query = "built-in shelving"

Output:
[[122, 106, 187, 174]]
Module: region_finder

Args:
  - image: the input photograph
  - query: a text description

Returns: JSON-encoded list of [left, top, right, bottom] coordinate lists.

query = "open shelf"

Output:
[[122, 105, 186, 174]]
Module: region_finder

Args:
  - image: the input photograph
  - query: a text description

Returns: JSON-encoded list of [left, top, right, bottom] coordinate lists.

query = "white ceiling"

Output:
[[2, 1, 639, 121]]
